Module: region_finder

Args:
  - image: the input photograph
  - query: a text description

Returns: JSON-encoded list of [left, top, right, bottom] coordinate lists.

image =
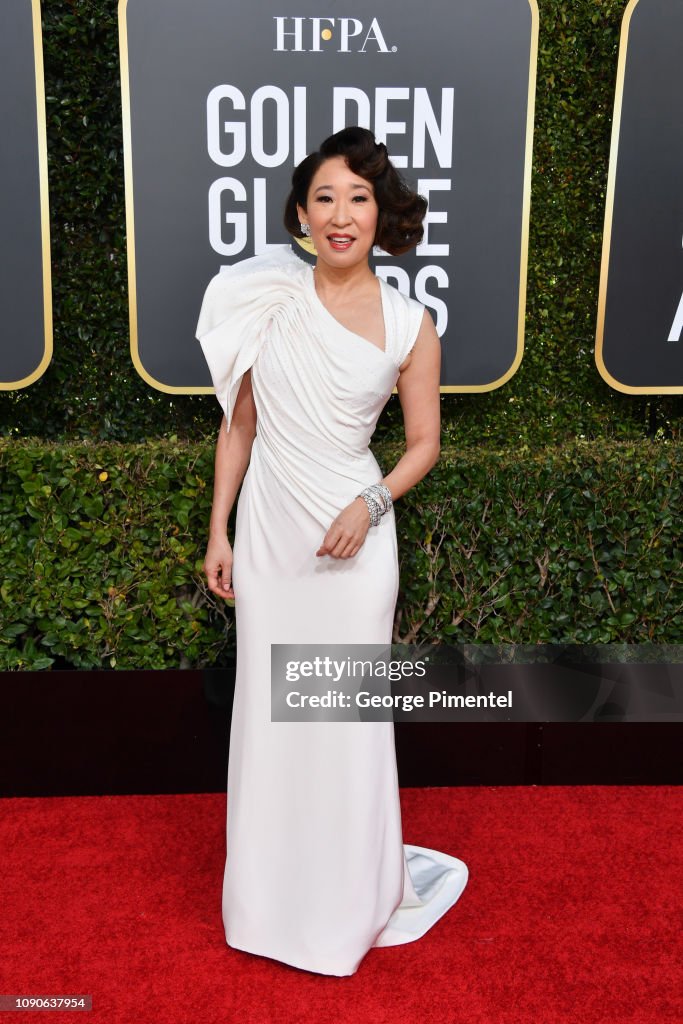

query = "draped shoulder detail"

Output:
[[378, 280, 426, 368], [195, 245, 311, 429]]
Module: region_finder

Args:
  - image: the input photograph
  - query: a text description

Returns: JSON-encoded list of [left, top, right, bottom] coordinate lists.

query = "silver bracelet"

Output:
[[358, 491, 382, 526], [356, 483, 393, 526], [367, 483, 393, 514]]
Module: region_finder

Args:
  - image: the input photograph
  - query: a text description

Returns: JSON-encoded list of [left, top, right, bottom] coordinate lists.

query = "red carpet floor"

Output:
[[1, 786, 681, 1024]]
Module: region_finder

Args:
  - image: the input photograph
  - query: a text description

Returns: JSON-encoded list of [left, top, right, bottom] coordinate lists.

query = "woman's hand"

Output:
[[316, 497, 372, 559], [204, 533, 235, 599]]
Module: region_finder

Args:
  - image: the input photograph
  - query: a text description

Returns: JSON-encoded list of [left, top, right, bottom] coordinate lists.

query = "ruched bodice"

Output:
[[197, 246, 422, 526]]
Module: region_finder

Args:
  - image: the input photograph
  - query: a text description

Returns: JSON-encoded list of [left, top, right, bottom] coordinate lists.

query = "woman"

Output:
[[196, 126, 468, 976]]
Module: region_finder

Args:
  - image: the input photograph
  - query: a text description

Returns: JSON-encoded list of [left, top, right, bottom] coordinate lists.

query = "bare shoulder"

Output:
[[397, 307, 441, 376]]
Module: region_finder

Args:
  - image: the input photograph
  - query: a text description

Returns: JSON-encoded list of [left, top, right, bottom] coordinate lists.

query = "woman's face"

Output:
[[297, 156, 379, 269]]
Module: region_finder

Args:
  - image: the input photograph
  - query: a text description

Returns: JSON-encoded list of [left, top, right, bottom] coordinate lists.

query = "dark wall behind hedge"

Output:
[[0, 0, 680, 444]]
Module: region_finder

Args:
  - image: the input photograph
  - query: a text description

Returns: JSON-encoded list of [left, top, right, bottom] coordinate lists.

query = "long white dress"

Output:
[[196, 244, 468, 976]]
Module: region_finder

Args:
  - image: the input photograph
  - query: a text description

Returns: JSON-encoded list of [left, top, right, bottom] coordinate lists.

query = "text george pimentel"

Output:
[[280, 658, 513, 709], [285, 691, 513, 710]]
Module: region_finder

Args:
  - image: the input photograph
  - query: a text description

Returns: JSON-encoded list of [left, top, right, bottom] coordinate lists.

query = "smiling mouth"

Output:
[[328, 235, 355, 249]]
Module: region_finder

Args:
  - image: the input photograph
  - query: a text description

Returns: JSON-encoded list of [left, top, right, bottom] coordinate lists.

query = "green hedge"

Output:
[[0, 0, 680, 444], [1, 439, 680, 670]]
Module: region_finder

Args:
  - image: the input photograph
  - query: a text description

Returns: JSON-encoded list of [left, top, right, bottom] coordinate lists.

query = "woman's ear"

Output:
[[296, 203, 307, 225]]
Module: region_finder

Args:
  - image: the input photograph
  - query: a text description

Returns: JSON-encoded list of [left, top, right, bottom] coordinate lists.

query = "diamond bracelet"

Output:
[[356, 483, 394, 527]]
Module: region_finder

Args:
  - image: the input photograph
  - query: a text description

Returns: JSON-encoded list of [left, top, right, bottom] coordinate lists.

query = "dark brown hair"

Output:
[[283, 126, 427, 256]]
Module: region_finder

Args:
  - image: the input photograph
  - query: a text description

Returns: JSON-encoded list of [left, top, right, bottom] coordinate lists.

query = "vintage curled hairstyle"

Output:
[[283, 126, 427, 256]]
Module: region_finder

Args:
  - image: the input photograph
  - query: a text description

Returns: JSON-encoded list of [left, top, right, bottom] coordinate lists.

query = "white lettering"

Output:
[[273, 17, 303, 52], [416, 179, 451, 256], [669, 293, 683, 342], [204, 85, 455, 301], [209, 177, 247, 257], [668, 235, 683, 341], [293, 87, 307, 165], [250, 86, 289, 168], [415, 266, 449, 336], [332, 87, 371, 133], [375, 266, 411, 294], [273, 16, 394, 54], [309, 17, 335, 52], [338, 18, 363, 52], [253, 178, 282, 254], [374, 88, 409, 168], [360, 17, 390, 53], [413, 88, 454, 169], [207, 85, 246, 167]]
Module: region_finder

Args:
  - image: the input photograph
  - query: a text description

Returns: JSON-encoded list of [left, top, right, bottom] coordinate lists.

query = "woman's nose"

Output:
[[332, 203, 352, 225]]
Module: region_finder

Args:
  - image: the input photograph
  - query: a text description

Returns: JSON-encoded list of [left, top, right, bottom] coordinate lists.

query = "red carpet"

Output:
[[1, 786, 681, 1023]]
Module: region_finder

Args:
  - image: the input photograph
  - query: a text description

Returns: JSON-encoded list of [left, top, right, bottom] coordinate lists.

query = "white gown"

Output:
[[196, 245, 468, 976]]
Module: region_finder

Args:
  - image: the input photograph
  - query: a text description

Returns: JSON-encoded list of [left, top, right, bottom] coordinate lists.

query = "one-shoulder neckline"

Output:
[[306, 266, 389, 358]]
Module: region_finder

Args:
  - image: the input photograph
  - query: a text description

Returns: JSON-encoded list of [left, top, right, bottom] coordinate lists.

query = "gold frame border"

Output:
[[1, 0, 53, 391], [119, 0, 206, 394], [595, 0, 682, 394], [119, 0, 538, 395], [440, 0, 538, 394]]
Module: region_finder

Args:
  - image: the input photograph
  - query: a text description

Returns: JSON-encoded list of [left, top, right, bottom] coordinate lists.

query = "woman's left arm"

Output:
[[379, 307, 441, 500], [316, 309, 440, 559]]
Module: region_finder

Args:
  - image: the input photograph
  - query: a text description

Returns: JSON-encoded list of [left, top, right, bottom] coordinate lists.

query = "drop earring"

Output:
[[300, 222, 311, 237]]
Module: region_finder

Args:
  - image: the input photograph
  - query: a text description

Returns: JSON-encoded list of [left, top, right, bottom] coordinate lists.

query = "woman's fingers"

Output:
[[315, 501, 372, 558], [204, 558, 234, 599], [317, 529, 361, 559]]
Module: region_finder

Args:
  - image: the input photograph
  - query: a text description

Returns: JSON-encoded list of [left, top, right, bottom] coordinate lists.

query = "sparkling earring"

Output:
[[300, 222, 311, 237]]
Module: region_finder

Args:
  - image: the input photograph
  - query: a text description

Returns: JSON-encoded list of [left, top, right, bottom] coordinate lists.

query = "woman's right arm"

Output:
[[203, 369, 257, 600]]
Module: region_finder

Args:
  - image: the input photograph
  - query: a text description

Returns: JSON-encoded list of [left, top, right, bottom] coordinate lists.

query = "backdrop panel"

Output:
[[596, 0, 683, 393], [119, 0, 538, 393], [0, 0, 52, 390]]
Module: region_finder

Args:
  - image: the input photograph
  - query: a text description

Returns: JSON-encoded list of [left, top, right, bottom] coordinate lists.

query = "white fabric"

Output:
[[196, 245, 468, 976]]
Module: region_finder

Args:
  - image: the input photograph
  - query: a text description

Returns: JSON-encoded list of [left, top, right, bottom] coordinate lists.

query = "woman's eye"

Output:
[[316, 195, 332, 203], [352, 195, 369, 202]]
